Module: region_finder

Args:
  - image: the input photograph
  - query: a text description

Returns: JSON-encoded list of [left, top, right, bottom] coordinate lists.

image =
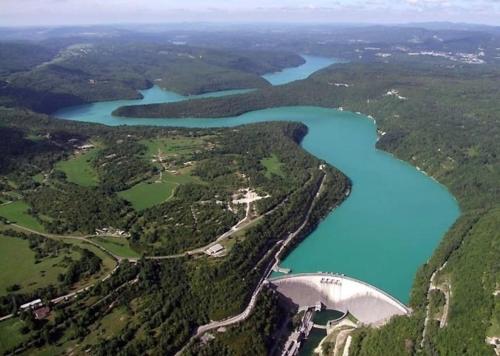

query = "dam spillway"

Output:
[[269, 273, 410, 326]]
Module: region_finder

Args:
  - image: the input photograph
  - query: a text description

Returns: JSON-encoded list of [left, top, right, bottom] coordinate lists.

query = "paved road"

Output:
[[334, 329, 351, 356], [192, 168, 327, 338], [342, 335, 352, 356], [146, 194, 286, 261], [51, 264, 121, 304], [10, 224, 123, 261], [0, 189, 284, 322], [270, 168, 327, 272], [3, 168, 328, 347], [175, 169, 328, 356]]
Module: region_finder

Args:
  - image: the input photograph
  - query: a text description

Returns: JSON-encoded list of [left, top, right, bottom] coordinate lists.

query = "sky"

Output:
[[1, 0, 500, 27]]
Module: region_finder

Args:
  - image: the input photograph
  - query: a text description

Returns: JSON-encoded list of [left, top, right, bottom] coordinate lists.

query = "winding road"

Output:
[[0, 181, 294, 321], [190, 167, 327, 340]]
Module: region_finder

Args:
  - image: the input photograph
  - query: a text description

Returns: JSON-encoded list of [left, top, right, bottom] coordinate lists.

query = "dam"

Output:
[[269, 273, 410, 326]]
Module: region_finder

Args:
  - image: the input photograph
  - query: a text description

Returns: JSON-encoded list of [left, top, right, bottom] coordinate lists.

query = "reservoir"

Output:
[[55, 55, 460, 303]]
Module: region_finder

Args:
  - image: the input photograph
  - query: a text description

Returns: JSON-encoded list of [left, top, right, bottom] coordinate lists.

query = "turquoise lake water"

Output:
[[54, 55, 460, 303], [263, 55, 339, 85]]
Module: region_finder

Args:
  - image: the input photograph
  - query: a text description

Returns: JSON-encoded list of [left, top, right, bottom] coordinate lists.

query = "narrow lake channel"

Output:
[[55, 55, 460, 303]]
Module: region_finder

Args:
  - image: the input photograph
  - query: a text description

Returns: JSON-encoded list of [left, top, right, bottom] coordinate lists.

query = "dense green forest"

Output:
[[0, 105, 348, 254], [0, 102, 349, 354], [184, 288, 293, 356], [0, 40, 303, 114], [115, 60, 500, 354]]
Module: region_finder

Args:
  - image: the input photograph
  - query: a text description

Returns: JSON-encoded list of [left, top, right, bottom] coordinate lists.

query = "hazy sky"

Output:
[[1, 0, 500, 26]]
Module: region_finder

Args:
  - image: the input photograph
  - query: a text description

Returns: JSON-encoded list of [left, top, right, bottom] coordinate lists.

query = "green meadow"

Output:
[[82, 306, 130, 345], [32, 173, 44, 183], [141, 136, 207, 158], [0, 235, 79, 296], [0, 200, 45, 232], [118, 180, 178, 211], [93, 236, 140, 259], [118, 171, 200, 211], [60, 239, 117, 277], [487, 299, 500, 337], [115, 137, 208, 211], [32, 306, 131, 355], [261, 154, 284, 178], [56, 148, 99, 186], [0, 318, 30, 354]]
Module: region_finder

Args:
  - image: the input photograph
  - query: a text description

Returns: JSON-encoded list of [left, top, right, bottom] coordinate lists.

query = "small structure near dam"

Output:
[[269, 273, 410, 326]]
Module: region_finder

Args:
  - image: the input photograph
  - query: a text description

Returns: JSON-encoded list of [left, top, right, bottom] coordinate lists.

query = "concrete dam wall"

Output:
[[269, 273, 410, 326]]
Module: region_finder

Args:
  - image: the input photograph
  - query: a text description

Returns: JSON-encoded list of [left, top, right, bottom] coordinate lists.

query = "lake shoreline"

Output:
[[54, 56, 460, 303]]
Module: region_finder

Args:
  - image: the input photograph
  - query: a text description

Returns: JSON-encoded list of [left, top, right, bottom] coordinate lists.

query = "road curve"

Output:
[[191, 168, 327, 338]]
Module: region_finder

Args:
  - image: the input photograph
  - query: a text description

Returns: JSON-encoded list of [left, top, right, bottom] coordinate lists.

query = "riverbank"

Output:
[[55, 57, 459, 304]]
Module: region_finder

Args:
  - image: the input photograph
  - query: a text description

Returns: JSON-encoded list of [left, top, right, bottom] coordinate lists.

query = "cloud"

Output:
[[0, 0, 499, 26]]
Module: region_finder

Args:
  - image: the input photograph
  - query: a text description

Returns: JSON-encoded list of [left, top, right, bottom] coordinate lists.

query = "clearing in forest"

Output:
[[0, 318, 30, 354], [119, 136, 208, 211], [0, 235, 80, 296], [56, 147, 99, 186], [261, 154, 285, 178], [0, 200, 45, 232], [92, 236, 140, 259]]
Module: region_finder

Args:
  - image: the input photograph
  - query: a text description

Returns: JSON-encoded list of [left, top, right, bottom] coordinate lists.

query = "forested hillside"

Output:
[[0, 40, 303, 114], [117, 61, 500, 354], [0, 106, 349, 354]]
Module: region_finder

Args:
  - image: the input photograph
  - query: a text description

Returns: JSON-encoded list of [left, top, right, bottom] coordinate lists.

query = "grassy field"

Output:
[[487, 317, 500, 338], [141, 136, 208, 158], [220, 218, 263, 252], [60, 239, 117, 280], [118, 180, 178, 211], [0, 318, 30, 354], [32, 173, 44, 183], [118, 170, 200, 211], [261, 154, 284, 178], [0, 200, 45, 232], [55, 148, 99, 186], [93, 236, 140, 259], [83, 306, 130, 345], [116, 137, 208, 211], [0, 235, 79, 296], [32, 306, 131, 355]]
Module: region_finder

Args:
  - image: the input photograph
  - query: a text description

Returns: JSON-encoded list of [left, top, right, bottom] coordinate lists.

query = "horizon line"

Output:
[[1, 20, 499, 30]]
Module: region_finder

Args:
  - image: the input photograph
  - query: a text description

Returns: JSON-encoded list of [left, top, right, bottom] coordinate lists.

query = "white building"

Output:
[[205, 244, 225, 256], [20, 299, 43, 310]]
